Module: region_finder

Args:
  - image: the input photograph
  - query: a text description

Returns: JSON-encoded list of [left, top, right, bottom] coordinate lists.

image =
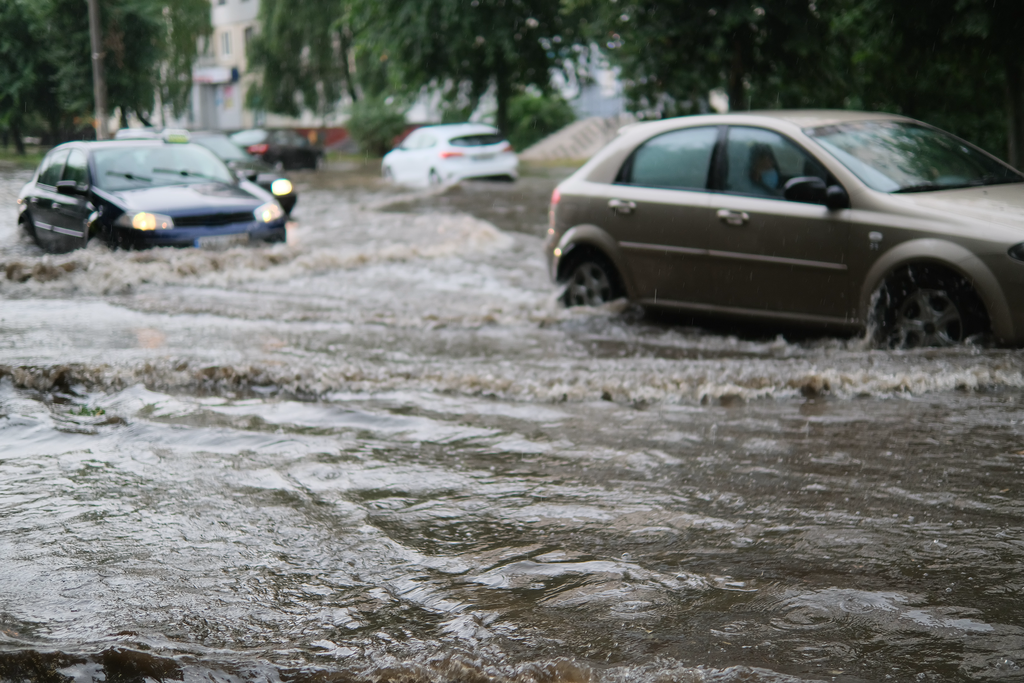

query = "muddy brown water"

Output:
[[1, 167, 1023, 682]]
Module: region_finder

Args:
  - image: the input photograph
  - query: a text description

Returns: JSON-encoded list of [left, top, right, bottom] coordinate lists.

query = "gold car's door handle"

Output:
[[608, 199, 637, 215], [717, 209, 750, 226]]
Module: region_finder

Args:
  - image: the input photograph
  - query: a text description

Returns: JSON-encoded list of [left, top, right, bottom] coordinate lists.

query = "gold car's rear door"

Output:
[[595, 125, 720, 306]]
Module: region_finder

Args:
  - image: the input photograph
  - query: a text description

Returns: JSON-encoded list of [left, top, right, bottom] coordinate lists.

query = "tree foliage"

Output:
[[0, 0, 57, 152], [0, 0, 210, 149], [248, 0, 580, 134], [506, 92, 575, 151], [246, 0, 360, 120], [573, 0, 838, 116], [359, 0, 574, 133], [581, 0, 1024, 160], [346, 96, 407, 156]]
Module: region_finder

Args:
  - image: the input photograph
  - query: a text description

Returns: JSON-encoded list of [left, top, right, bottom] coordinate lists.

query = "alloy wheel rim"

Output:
[[894, 288, 963, 347], [567, 263, 613, 306]]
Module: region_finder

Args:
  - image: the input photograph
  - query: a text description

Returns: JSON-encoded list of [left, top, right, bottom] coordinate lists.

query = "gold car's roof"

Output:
[[742, 109, 911, 127]]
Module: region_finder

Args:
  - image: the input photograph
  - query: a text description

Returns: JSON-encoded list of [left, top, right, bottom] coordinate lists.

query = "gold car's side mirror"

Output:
[[825, 184, 850, 211]]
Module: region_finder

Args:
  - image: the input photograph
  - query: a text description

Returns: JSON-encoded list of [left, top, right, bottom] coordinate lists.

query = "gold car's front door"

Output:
[[705, 126, 852, 322]]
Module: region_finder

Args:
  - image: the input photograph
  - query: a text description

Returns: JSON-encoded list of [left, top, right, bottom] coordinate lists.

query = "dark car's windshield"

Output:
[[806, 121, 1023, 193], [193, 135, 252, 162], [93, 144, 235, 191]]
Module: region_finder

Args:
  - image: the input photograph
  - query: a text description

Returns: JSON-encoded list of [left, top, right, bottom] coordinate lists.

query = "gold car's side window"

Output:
[[618, 126, 718, 190], [723, 127, 827, 198]]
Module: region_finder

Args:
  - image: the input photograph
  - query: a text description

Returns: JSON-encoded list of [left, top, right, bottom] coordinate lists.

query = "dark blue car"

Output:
[[17, 133, 288, 253]]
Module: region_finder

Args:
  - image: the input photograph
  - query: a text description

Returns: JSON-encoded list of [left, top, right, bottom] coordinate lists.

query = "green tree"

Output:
[[0, 0, 57, 152], [506, 91, 575, 150], [868, 0, 1024, 164], [0, 0, 210, 144], [45, 0, 211, 126], [585, 0, 1021, 161], [354, 0, 576, 133], [246, 0, 364, 120], [574, 0, 839, 117], [160, 0, 215, 117], [346, 96, 407, 155]]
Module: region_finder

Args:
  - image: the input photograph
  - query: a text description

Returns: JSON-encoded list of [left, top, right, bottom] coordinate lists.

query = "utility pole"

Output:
[[86, 0, 109, 140]]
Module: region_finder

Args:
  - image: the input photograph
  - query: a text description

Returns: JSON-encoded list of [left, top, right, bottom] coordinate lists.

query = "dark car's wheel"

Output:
[[561, 252, 622, 307], [873, 264, 989, 348], [20, 214, 42, 248]]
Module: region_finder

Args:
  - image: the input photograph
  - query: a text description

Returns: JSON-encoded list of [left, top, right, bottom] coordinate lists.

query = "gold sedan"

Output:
[[546, 110, 1024, 348]]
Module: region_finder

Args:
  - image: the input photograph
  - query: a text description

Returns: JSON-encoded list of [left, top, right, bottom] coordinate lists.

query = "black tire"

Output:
[[873, 264, 989, 348], [560, 252, 623, 307], [20, 214, 42, 248]]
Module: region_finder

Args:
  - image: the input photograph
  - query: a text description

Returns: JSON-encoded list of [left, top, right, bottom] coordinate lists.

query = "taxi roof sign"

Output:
[[161, 129, 191, 144]]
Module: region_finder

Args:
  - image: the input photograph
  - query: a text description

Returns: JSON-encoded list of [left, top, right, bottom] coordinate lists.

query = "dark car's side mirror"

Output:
[[825, 184, 851, 211], [783, 176, 827, 204], [55, 180, 86, 197]]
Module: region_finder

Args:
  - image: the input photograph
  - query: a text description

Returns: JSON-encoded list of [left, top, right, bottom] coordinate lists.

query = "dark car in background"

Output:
[[18, 132, 287, 252], [230, 129, 324, 170], [190, 132, 298, 214]]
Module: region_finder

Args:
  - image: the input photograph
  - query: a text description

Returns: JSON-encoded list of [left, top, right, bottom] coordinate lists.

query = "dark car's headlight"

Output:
[[271, 179, 293, 196], [1009, 243, 1024, 262], [254, 202, 284, 223], [114, 212, 174, 231]]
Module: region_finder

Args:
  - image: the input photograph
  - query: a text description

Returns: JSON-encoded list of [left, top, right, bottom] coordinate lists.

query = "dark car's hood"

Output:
[[106, 183, 265, 217]]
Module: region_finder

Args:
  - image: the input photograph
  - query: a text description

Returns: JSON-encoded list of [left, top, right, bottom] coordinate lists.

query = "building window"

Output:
[[221, 31, 231, 56], [244, 26, 254, 49], [217, 0, 226, 5]]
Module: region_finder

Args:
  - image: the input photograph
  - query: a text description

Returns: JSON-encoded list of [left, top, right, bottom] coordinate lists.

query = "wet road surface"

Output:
[[1, 165, 1023, 682]]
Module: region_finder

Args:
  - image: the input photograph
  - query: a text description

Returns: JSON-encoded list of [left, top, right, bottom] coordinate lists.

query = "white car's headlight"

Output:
[[254, 202, 284, 223], [114, 211, 174, 231], [271, 178, 293, 196]]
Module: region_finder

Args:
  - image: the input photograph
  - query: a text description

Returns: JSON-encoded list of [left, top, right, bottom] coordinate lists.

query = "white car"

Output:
[[382, 123, 519, 186]]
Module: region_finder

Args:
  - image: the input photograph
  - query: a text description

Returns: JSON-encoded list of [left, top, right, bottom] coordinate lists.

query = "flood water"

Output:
[[2, 165, 1023, 682]]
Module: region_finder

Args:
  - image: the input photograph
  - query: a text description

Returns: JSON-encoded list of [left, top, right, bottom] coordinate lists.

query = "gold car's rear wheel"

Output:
[[561, 254, 621, 307], [874, 264, 989, 349]]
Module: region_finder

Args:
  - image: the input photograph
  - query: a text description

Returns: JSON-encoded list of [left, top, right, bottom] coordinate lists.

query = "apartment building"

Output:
[[187, 0, 259, 130]]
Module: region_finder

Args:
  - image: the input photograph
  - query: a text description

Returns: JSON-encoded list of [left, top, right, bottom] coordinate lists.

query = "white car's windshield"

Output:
[[94, 144, 235, 191], [807, 121, 1023, 193]]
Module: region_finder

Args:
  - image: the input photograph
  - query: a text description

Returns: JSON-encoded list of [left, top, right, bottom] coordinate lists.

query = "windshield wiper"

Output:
[[105, 171, 151, 182], [151, 168, 222, 181], [894, 182, 979, 193]]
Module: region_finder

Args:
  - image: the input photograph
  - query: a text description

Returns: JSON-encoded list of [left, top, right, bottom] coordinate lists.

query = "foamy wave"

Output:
[[0, 211, 511, 296], [4, 351, 1023, 404]]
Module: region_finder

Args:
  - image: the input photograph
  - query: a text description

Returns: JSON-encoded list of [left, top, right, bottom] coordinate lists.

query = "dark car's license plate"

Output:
[[195, 233, 250, 249]]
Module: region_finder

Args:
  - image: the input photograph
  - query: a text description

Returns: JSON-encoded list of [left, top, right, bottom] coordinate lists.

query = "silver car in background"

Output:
[[546, 110, 1024, 347]]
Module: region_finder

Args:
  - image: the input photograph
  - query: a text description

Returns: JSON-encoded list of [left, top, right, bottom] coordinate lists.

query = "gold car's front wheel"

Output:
[[893, 289, 964, 347], [874, 264, 989, 349]]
